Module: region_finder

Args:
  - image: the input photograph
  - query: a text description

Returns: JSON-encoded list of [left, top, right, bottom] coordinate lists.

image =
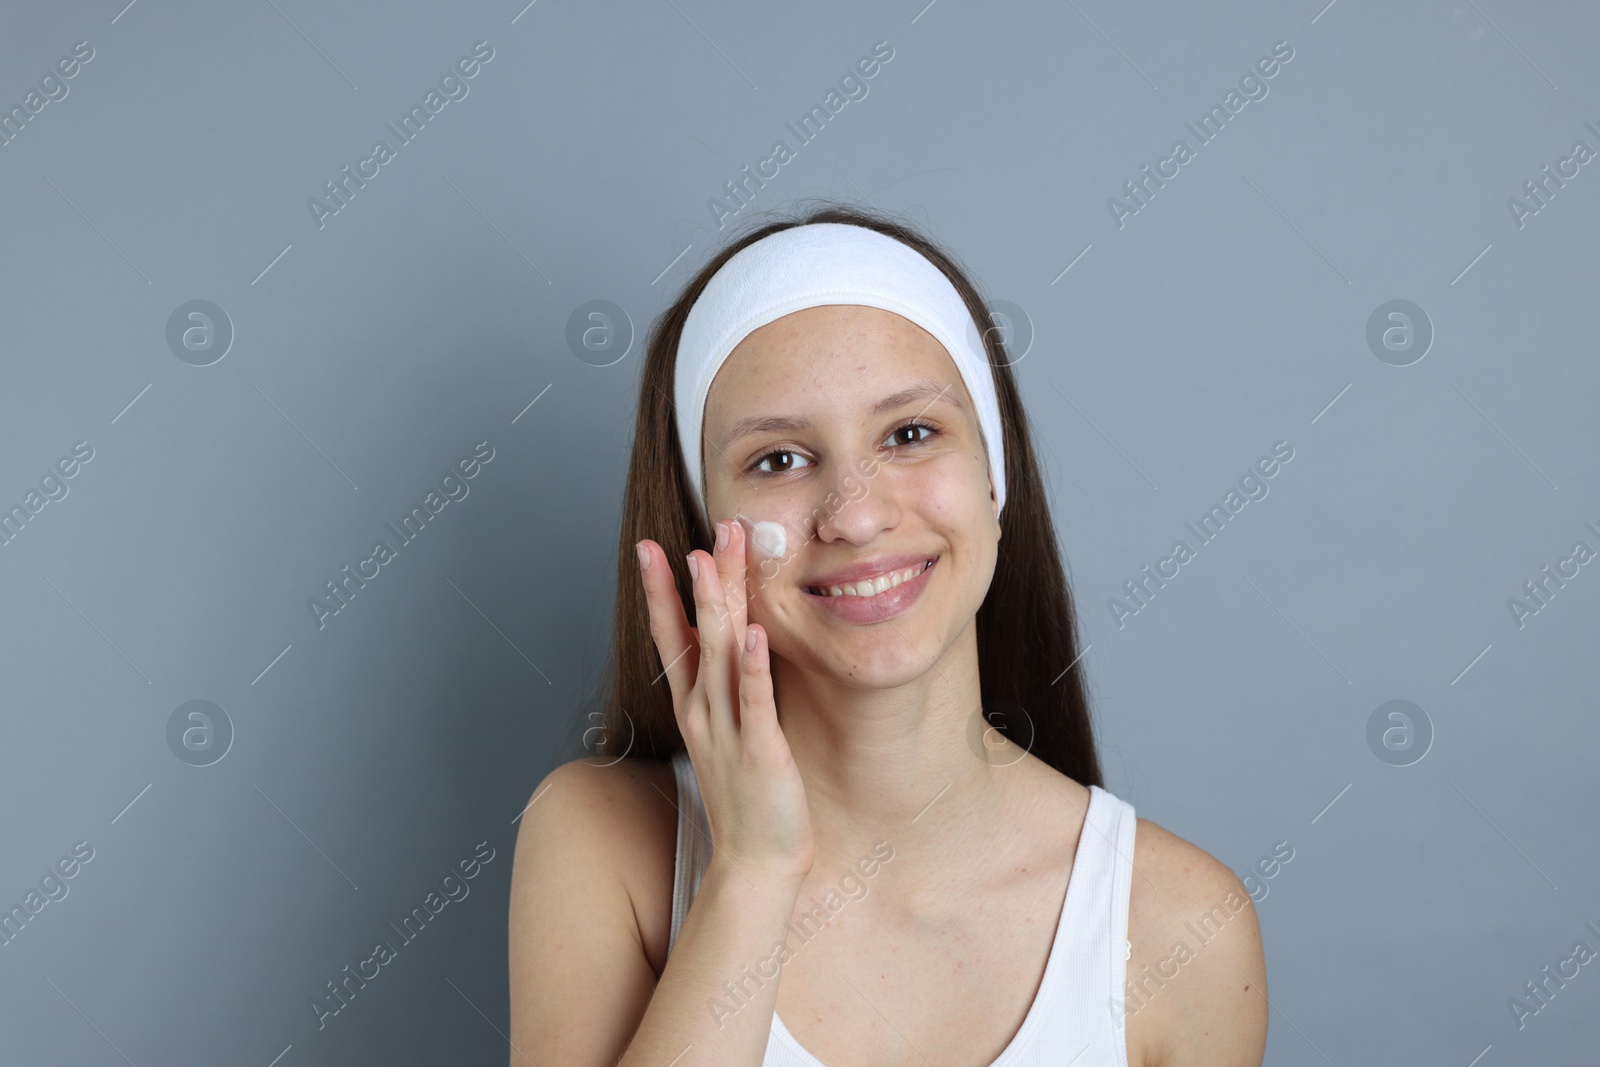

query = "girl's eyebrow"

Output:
[[715, 379, 964, 451]]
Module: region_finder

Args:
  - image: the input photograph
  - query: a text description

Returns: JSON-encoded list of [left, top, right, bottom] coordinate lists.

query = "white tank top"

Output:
[[666, 750, 1138, 1066]]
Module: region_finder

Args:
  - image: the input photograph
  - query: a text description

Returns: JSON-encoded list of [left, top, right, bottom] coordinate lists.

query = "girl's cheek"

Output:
[[751, 520, 787, 559], [735, 511, 790, 563]]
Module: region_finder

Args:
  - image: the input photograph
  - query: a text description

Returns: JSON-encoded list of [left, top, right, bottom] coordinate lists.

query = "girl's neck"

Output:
[[771, 625, 1035, 886]]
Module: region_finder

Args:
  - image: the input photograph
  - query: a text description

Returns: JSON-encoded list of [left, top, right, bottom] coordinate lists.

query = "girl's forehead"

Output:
[[705, 306, 968, 417], [705, 362, 973, 452], [734, 303, 937, 358]]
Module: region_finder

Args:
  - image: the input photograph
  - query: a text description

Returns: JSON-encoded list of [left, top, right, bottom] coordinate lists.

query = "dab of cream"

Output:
[[736, 513, 787, 559]]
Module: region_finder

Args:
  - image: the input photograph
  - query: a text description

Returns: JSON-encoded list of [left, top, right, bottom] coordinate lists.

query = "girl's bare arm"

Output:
[[508, 758, 804, 1066]]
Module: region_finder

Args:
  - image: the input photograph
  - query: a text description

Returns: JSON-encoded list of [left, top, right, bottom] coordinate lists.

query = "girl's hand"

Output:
[[636, 517, 814, 886]]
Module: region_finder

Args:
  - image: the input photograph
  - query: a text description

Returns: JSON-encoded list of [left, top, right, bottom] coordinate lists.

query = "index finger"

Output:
[[715, 517, 752, 651], [635, 538, 698, 711]]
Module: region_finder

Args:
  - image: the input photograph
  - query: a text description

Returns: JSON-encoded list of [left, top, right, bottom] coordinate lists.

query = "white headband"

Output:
[[673, 221, 1007, 535]]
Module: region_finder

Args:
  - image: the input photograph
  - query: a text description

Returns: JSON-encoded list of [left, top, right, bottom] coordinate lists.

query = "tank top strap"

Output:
[[1108, 789, 1138, 1065], [1043, 782, 1138, 1067], [668, 750, 713, 955]]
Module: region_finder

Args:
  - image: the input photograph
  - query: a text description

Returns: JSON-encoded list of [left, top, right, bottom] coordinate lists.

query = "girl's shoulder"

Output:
[[1121, 810, 1270, 1066], [516, 756, 682, 972], [507, 755, 690, 1059]]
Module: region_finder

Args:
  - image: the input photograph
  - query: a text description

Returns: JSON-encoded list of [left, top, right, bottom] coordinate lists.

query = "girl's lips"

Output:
[[804, 558, 936, 625]]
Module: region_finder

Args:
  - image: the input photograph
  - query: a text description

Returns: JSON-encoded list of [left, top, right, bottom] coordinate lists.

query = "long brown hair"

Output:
[[579, 201, 1103, 788]]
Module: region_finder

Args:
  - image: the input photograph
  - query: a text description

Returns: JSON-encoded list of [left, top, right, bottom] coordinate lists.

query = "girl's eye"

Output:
[[752, 449, 812, 474], [885, 420, 937, 448], [748, 421, 938, 475]]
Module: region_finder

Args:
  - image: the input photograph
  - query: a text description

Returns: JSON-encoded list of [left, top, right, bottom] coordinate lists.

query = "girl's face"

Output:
[[700, 304, 1001, 687]]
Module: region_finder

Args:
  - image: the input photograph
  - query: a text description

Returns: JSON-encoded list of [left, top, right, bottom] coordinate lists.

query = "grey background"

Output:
[[1, 0, 1596, 1063]]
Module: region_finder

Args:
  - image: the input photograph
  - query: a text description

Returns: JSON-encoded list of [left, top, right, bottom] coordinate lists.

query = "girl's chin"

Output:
[[798, 640, 941, 684]]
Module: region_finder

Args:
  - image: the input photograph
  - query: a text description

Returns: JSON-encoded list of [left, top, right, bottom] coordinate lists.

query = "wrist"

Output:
[[703, 855, 809, 902]]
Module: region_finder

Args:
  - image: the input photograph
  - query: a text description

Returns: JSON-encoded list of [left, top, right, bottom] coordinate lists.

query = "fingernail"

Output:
[[715, 520, 729, 552], [746, 627, 757, 651], [687, 554, 699, 581], [636, 543, 650, 570]]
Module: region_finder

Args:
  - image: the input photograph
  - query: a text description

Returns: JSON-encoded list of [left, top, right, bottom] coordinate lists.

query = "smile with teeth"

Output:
[[808, 559, 934, 598]]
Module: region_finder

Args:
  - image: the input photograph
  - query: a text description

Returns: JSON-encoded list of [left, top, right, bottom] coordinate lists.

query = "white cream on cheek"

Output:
[[753, 520, 786, 559], [736, 513, 787, 559]]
